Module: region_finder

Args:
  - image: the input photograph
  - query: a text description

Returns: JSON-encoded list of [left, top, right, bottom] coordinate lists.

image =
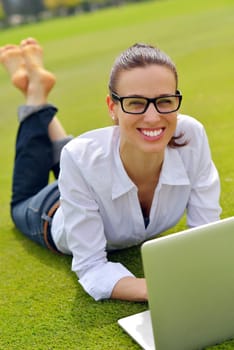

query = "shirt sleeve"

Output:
[[185, 124, 222, 227], [58, 146, 134, 301]]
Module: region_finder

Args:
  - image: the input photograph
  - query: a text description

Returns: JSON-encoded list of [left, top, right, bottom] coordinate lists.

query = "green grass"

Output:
[[0, 0, 234, 348]]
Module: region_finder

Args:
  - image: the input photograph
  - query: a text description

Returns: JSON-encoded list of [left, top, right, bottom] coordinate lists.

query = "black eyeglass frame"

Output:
[[111, 90, 183, 115]]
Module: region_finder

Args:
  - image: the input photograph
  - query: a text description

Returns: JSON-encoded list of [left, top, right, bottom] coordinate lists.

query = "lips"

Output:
[[139, 128, 164, 139]]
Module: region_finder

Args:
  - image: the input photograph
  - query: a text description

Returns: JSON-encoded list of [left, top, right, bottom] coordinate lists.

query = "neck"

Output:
[[120, 143, 164, 185]]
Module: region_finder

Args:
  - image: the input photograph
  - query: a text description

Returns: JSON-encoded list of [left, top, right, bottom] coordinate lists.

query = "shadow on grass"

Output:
[[11, 225, 73, 273], [11, 226, 145, 278]]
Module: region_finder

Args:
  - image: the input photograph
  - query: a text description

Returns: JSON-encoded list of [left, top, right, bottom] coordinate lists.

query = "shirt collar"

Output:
[[159, 147, 190, 186], [112, 139, 136, 200]]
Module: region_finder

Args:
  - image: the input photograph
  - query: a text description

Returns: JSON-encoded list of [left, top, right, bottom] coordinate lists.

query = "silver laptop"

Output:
[[118, 217, 234, 350]]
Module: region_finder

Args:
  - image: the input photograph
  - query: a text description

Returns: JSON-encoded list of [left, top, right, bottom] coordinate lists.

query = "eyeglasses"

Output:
[[111, 90, 182, 115]]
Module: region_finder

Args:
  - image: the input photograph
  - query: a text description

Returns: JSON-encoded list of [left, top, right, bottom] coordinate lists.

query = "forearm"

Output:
[[111, 276, 148, 302]]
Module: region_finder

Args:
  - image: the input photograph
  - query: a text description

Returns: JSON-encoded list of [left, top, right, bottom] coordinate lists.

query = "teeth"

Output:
[[142, 129, 162, 137]]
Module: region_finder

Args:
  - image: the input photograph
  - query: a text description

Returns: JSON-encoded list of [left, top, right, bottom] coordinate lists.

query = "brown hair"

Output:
[[108, 43, 188, 148]]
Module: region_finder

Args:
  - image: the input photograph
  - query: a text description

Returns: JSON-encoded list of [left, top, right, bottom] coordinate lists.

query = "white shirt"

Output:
[[51, 114, 221, 301]]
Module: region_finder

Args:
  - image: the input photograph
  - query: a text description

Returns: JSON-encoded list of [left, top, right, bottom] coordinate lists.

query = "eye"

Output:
[[128, 98, 146, 106], [157, 97, 173, 105], [123, 98, 147, 112]]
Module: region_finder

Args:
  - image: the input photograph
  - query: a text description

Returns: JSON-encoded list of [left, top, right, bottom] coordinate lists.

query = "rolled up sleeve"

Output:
[[59, 145, 134, 300], [79, 262, 134, 301]]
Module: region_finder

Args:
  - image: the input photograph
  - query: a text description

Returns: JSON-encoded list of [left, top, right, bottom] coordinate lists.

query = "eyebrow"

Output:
[[122, 93, 176, 98]]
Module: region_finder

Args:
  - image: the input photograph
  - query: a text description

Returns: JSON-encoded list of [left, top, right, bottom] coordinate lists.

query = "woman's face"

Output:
[[107, 65, 179, 157]]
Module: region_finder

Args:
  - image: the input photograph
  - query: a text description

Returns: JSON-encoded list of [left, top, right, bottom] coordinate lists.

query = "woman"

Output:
[[0, 38, 221, 302]]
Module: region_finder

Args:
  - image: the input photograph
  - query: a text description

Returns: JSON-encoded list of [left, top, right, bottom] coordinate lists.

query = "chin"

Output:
[[140, 144, 166, 155], [139, 138, 169, 152]]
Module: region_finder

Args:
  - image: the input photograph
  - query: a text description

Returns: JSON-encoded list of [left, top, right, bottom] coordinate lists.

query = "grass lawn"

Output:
[[0, 0, 234, 348]]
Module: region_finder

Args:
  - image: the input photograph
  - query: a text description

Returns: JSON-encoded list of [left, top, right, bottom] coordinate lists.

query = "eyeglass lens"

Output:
[[122, 96, 180, 114]]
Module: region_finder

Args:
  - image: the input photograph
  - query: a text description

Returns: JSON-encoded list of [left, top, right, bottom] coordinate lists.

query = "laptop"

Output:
[[118, 217, 234, 350]]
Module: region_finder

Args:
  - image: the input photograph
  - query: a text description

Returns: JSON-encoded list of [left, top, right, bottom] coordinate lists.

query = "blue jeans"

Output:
[[11, 106, 66, 252]]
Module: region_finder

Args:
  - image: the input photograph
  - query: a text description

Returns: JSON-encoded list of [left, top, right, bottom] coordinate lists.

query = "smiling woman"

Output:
[[0, 39, 221, 303]]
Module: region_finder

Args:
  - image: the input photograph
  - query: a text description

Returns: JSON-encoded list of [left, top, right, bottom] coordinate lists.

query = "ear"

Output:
[[106, 94, 116, 119]]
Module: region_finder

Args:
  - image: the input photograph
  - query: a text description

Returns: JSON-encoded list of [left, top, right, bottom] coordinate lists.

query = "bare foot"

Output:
[[0, 44, 28, 93], [20, 38, 56, 105]]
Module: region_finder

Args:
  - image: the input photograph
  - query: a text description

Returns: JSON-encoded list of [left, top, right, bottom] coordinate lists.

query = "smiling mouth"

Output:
[[139, 128, 164, 138]]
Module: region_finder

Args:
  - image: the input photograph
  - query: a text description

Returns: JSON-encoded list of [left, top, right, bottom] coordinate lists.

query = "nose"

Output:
[[143, 102, 161, 122]]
